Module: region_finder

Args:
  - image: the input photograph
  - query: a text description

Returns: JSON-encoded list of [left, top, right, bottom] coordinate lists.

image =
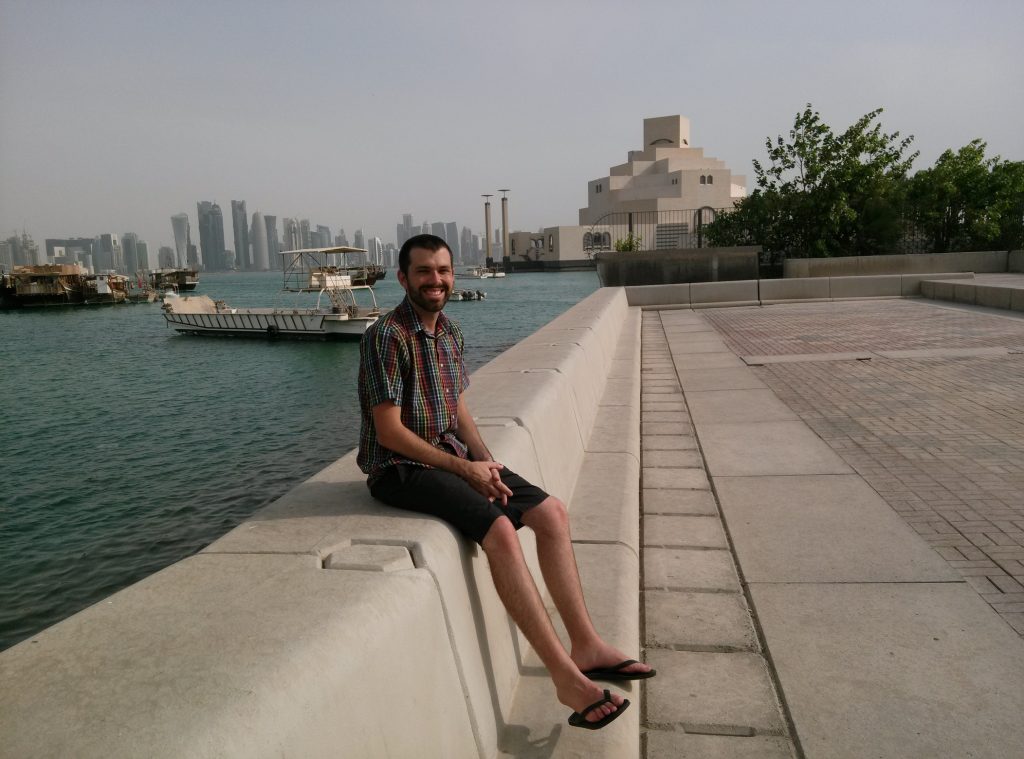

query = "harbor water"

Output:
[[0, 270, 599, 651]]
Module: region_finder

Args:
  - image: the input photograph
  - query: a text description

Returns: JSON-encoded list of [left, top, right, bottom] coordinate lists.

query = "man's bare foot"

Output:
[[556, 675, 625, 724], [571, 641, 653, 677]]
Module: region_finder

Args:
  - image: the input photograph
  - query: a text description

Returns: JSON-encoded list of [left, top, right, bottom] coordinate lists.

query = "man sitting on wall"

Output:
[[357, 234, 655, 731]]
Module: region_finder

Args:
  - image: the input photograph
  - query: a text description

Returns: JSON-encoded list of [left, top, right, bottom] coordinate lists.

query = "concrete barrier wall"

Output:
[[0, 288, 642, 759], [784, 250, 1010, 278], [595, 246, 760, 286], [625, 273, 977, 308], [1010, 250, 1023, 273]]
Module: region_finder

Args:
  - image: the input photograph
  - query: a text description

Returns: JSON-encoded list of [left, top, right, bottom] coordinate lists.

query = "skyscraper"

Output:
[[299, 219, 311, 248], [157, 246, 175, 268], [461, 226, 474, 265], [282, 218, 300, 251], [171, 213, 192, 268], [95, 234, 122, 272], [121, 232, 140, 273], [197, 201, 226, 271], [445, 222, 460, 263], [335, 228, 349, 247], [316, 225, 331, 249], [231, 200, 250, 270], [353, 229, 365, 250], [263, 215, 279, 269], [250, 211, 269, 270], [136, 240, 149, 271], [366, 236, 384, 265]]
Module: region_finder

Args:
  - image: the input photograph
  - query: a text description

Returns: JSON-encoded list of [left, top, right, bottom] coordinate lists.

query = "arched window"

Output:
[[707, 175, 714, 185], [601, 232, 611, 248], [583, 232, 593, 249], [699, 175, 706, 185]]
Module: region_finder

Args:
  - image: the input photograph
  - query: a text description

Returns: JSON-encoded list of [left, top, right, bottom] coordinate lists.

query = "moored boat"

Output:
[[161, 246, 381, 340], [1, 264, 130, 308]]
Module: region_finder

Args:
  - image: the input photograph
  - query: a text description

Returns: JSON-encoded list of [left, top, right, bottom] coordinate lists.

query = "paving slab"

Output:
[[668, 341, 731, 354], [642, 411, 690, 424], [741, 352, 873, 365], [643, 421, 689, 435], [641, 399, 687, 412], [643, 450, 702, 468], [644, 468, 710, 490], [642, 435, 697, 451], [669, 353, 746, 369], [750, 582, 1024, 759], [698, 421, 853, 477], [643, 489, 718, 515], [686, 389, 799, 424], [716, 475, 959, 582], [644, 548, 739, 591], [644, 649, 784, 733], [645, 515, 727, 549], [645, 590, 757, 652], [645, 731, 793, 759], [675, 368, 767, 391]]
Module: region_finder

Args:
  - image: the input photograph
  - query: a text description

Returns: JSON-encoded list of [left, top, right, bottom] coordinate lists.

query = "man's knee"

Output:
[[481, 515, 519, 555], [525, 496, 569, 537]]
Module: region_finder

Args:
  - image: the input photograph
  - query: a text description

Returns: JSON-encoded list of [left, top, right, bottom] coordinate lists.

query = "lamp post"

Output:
[[499, 189, 510, 273], [482, 195, 493, 268]]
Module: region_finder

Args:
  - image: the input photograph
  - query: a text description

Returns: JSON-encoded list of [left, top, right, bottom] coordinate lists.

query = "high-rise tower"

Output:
[[231, 200, 250, 270], [197, 201, 226, 271], [250, 211, 270, 270], [171, 213, 191, 268]]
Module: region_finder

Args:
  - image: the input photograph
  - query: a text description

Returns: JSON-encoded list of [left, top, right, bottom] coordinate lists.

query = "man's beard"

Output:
[[407, 283, 451, 312]]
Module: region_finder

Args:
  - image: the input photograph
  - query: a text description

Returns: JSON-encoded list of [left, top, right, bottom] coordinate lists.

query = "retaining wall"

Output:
[[626, 272, 975, 308], [595, 246, 760, 286], [783, 250, 1010, 278], [0, 288, 643, 759]]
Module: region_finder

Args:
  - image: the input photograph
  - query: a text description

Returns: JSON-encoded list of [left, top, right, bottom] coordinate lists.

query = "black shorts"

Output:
[[369, 464, 550, 545]]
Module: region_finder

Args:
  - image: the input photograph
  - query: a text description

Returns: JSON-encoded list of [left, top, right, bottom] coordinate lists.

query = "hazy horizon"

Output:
[[2, 0, 1022, 255]]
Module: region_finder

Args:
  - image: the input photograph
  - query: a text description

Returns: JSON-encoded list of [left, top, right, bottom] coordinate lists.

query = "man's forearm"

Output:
[[379, 420, 473, 476], [455, 400, 493, 462]]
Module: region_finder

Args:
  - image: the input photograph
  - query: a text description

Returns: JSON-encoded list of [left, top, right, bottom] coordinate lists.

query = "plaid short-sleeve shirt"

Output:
[[357, 296, 471, 479]]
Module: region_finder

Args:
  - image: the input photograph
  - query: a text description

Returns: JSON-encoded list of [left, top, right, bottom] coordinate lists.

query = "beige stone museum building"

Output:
[[510, 115, 747, 269]]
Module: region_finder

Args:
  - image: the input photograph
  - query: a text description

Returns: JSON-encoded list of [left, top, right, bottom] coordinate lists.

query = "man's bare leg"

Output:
[[481, 517, 623, 723], [521, 497, 652, 677]]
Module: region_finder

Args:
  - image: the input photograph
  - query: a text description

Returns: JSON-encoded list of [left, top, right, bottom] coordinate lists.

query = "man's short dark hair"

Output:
[[399, 234, 452, 276]]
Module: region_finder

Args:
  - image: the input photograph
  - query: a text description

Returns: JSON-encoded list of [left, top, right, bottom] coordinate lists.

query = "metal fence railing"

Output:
[[584, 208, 731, 256]]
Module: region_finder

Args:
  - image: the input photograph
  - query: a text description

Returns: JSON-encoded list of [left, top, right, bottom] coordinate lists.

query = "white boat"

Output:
[[162, 247, 382, 340], [462, 266, 506, 279]]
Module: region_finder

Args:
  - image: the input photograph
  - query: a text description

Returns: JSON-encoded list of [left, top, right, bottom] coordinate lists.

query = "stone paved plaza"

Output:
[[639, 296, 1024, 758], [703, 300, 1024, 635]]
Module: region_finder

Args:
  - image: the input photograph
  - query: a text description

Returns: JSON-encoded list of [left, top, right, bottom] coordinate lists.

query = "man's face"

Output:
[[398, 246, 454, 314]]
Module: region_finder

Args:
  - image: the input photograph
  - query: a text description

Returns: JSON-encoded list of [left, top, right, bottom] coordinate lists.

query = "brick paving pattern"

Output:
[[703, 301, 1024, 635]]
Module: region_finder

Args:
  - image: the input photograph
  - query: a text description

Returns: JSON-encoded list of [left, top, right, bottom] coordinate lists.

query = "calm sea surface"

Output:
[[0, 270, 599, 651]]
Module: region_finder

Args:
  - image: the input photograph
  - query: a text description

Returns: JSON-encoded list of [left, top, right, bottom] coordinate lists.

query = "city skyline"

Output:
[[2, 2, 1022, 252]]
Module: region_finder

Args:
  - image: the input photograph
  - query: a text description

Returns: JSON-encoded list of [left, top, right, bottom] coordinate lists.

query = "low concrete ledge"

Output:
[[0, 287, 643, 759], [691, 280, 759, 306], [828, 274, 903, 299], [900, 271, 974, 295], [760, 277, 830, 302]]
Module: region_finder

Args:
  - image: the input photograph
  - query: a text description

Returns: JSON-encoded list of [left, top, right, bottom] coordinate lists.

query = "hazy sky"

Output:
[[2, 0, 1022, 254]]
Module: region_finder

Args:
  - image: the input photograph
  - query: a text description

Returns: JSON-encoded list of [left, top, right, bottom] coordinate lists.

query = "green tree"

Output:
[[707, 105, 918, 258], [908, 140, 1024, 252]]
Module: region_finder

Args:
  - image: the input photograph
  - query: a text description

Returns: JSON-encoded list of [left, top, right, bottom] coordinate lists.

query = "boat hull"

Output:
[[163, 307, 375, 340]]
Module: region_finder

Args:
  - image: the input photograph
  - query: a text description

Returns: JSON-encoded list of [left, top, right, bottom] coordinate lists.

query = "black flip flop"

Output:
[[567, 689, 630, 730], [582, 659, 657, 681]]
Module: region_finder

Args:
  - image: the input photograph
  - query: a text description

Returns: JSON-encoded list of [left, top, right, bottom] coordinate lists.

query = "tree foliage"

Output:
[[707, 105, 918, 258], [907, 140, 1024, 252]]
